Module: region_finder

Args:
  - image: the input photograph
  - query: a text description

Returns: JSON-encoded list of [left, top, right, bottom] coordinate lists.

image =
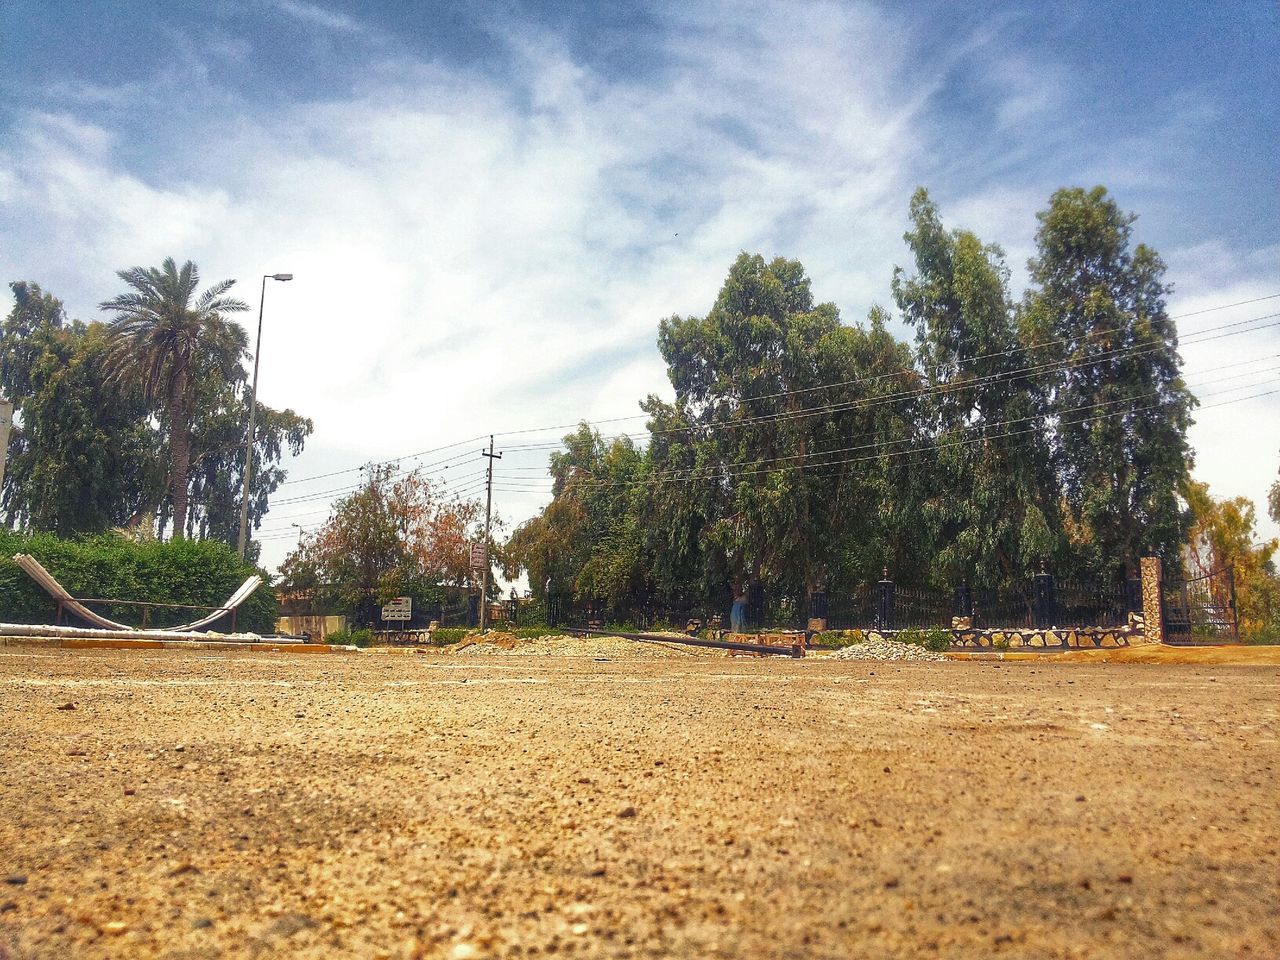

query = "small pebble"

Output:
[[616, 805, 637, 819], [4, 875, 27, 886], [102, 921, 128, 935], [56, 703, 76, 711]]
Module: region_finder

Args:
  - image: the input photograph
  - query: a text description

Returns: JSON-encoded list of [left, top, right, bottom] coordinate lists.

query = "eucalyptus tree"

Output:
[[100, 258, 248, 539], [1, 283, 158, 533], [892, 188, 1057, 588], [641, 253, 921, 605], [1022, 187, 1193, 578]]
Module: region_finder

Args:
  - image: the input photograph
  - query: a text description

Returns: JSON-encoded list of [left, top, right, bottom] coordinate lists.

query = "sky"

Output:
[[1, 0, 1278, 573]]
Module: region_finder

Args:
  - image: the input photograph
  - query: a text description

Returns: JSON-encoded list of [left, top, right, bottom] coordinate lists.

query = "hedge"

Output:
[[0, 531, 278, 634]]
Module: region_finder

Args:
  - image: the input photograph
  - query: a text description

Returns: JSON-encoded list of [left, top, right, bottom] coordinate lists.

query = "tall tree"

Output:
[[1, 283, 159, 532], [3, 278, 310, 550], [641, 253, 921, 604], [504, 423, 648, 606], [1023, 187, 1194, 579], [892, 188, 1057, 587], [1, 281, 65, 401], [100, 258, 248, 539], [281, 464, 490, 624]]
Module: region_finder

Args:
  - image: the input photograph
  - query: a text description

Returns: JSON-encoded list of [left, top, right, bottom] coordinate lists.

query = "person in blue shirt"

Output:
[[730, 585, 748, 634]]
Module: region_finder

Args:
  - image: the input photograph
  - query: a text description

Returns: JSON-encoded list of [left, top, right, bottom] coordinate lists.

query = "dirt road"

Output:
[[1, 647, 1276, 958]]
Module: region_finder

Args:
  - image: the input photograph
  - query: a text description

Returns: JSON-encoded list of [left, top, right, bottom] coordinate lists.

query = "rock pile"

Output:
[[826, 636, 947, 662]]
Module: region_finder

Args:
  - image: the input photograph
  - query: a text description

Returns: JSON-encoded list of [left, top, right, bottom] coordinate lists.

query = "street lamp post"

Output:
[[237, 273, 292, 559]]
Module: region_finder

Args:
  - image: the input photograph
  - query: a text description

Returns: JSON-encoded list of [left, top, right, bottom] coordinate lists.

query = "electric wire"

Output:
[[268, 293, 1280, 490], [253, 293, 1280, 543], [490, 295, 1280, 443], [493, 311, 1280, 454], [483, 369, 1280, 492]]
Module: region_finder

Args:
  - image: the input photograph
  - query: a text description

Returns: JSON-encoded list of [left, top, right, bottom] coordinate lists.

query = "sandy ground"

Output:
[[0, 647, 1276, 959]]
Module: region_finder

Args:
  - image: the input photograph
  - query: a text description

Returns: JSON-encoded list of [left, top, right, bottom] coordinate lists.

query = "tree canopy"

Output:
[[503, 185, 1212, 623], [280, 464, 493, 625], [1, 271, 312, 558]]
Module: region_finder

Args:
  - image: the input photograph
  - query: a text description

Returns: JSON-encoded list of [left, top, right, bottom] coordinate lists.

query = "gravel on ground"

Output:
[[0, 647, 1276, 959], [824, 637, 947, 661]]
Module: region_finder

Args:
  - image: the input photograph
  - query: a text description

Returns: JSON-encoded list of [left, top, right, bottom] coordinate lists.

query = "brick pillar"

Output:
[[1140, 556, 1163, 644]]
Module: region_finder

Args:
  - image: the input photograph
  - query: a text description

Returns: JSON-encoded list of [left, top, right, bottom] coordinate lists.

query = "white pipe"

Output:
[[12, 554, 263, 632], [0, 622, 299, 643]]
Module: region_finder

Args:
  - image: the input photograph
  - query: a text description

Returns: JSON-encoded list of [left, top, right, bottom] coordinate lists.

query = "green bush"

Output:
[[812, 629, 866, 648], [890, 628, 953, 652], [895, 628, 924, 646], [920, 628, 952, 652], [327, 627, 373, 647], [0, 530, 277, 633], [431, 627, 473, 644], [992, 635, 1011, 650], [1243, 623, 1280, 645]]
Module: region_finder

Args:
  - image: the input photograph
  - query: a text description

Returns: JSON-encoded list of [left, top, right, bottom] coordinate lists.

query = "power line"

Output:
[[486, 370, 1280, 492], [270, 464, 485, 508], [494, 351, 1280, 475], [258, 292, 1279, 504], [490, 294, 1280, 444], [275, 434, 487, 488], [254, 292, 1280, 538], [256, 465, 489, 536], [493, 310, 1280, 454], [525, 386, 1279, 493]]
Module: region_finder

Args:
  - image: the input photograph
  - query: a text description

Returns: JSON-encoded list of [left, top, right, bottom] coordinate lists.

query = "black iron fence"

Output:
[[547, 570, 1143, 634], [1162, 568, 1238, 644]]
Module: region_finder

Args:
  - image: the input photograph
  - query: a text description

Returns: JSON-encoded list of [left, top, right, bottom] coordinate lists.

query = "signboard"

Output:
[[381, 596, 412, 622], [470, 543, 487, 570]]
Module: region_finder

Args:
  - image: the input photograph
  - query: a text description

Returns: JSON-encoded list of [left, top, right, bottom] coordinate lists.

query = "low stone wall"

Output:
[[951, 613, 1144, 649]]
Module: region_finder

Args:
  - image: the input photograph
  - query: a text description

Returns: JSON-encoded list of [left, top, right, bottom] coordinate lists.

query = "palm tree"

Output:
[[100, 258, 247, 539]]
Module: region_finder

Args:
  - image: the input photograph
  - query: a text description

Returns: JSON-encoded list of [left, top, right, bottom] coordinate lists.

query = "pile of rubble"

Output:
[[825, 635, 948, 662]]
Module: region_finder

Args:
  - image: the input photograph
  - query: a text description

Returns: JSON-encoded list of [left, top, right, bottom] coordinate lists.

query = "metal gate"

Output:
[[1162, 568, 1238, 644]]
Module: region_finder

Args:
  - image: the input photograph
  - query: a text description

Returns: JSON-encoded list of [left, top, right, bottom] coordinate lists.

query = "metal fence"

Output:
[[549, 570, 1142, 634]]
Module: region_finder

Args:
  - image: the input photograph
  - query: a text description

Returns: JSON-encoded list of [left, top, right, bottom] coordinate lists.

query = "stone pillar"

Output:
[[1140, 555, 1164, 644]]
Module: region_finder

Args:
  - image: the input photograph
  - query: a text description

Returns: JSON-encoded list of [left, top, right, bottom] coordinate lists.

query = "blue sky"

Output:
[[2, 0, 1278, 567]]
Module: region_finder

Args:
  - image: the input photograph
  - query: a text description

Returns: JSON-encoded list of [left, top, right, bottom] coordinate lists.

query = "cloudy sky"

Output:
[[2, 0, 1278, 571]]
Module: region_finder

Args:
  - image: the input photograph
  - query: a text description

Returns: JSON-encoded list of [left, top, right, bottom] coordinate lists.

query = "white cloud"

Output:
[[1, 1, 1276, 568], [270, 0, 368, 35]]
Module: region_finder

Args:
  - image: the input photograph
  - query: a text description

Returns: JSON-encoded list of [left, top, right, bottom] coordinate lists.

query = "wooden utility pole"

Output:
[[479, 436, 502, 632]]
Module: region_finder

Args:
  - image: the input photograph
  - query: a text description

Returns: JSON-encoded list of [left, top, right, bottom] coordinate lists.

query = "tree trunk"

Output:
[[168, 369, 193, 540]]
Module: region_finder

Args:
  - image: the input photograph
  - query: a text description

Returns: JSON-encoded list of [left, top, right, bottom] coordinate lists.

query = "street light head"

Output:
[[271, 273, 294, 281]]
